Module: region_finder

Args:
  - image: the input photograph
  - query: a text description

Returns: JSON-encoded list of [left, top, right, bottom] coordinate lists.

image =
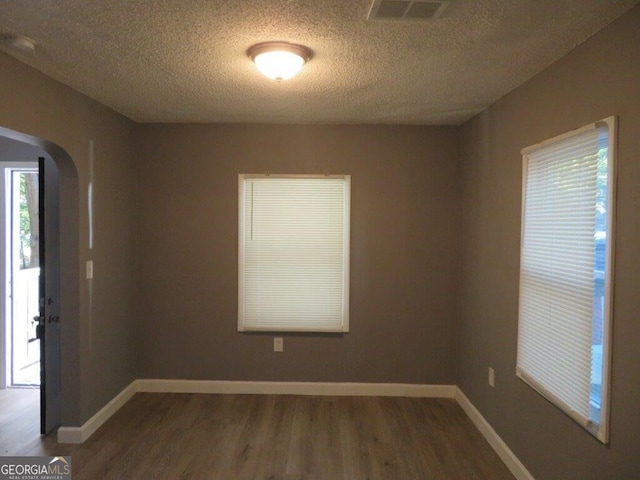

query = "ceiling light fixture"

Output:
[[248, 42, 312, 81]]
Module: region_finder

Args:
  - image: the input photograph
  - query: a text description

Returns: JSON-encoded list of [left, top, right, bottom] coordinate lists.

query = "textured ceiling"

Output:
[[0, 0, 637, 125]]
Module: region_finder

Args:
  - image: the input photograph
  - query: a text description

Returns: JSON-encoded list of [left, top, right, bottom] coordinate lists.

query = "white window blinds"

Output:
[[517, 118, 614, 443], [238, 175, 350, 332]]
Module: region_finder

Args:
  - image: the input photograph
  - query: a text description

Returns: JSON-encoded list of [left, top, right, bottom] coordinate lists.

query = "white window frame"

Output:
[[238, 174, 350, 333], [517, 117, 616, 444]]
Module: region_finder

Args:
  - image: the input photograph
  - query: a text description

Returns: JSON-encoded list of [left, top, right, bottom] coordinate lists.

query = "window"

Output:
[[517, 117, 615, 443], [238, 175, 350, 332]]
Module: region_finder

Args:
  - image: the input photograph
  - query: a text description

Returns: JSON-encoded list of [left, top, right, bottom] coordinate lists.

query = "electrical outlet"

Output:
[[274, 337, 283, 352], [488, 367, 495, 388]]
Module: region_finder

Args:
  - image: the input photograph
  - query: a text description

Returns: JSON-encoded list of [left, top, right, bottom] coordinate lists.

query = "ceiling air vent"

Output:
[[367, 0, 449, 20]]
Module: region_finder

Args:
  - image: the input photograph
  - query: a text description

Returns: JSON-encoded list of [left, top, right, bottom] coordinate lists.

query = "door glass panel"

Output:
[[10, 169, 40, 386]]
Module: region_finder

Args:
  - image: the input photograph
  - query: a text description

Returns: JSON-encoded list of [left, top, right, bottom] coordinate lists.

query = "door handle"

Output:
[[36, 324, 44, 339], [33, 315, 60, 323], [34, 316, 45, 339]]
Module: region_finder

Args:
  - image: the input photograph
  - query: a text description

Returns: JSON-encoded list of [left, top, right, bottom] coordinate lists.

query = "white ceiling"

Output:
[[0, 0, 637, 125]]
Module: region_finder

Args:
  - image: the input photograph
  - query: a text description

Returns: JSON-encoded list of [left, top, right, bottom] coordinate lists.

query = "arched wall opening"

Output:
[[0, 125, 80, 427]]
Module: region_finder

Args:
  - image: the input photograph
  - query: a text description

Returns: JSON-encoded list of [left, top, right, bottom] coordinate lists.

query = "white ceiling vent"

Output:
[[368, 0, 449, 20]]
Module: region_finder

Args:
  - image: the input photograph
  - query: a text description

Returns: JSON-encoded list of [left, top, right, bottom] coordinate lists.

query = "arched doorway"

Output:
[[0, 126, 79, 437]]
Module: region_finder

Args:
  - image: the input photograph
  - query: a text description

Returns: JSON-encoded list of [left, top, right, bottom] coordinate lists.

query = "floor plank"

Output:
[[0, 390, 515, 479]]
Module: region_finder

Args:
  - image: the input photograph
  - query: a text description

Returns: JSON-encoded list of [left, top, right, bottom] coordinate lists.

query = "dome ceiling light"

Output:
[[248, 41, 312, 81]]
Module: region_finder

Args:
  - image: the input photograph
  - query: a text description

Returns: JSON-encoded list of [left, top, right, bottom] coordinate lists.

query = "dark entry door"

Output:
[[37, 156, 61, 434]]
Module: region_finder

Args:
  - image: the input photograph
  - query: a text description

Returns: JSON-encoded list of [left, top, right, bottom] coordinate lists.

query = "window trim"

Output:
[[517, 116, 616, 444], [238, 174, 351, 333]]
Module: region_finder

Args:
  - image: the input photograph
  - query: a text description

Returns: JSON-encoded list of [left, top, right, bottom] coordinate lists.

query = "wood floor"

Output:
[[1, 390, 515, 479], [0, 386, 58, 456]]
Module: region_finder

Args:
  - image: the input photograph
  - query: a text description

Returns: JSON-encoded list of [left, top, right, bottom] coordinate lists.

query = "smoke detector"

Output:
[[1, 33, 37, 54], [368, 0, 450, 20]]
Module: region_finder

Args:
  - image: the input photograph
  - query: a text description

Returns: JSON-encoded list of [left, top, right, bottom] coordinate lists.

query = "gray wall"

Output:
[[457, 7, 640, 480], [0, 52, 137, 425], [134, 124, 461, 384]]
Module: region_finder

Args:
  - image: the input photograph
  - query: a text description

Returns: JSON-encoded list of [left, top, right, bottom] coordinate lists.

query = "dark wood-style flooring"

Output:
[[0, 389, 515, 479]]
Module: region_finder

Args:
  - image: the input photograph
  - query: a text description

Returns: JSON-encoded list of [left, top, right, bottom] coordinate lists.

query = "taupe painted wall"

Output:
[[0, 52, 137, 425], [134, 124, 460, 384], [458, 7, 640, 480]]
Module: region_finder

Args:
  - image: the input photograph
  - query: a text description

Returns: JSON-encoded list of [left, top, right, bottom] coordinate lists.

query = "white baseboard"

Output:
[[57, 380, 137, 444], [136, 379, 457, 398], [455, 388, 534, 480], [56, 379, 533, 480]]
